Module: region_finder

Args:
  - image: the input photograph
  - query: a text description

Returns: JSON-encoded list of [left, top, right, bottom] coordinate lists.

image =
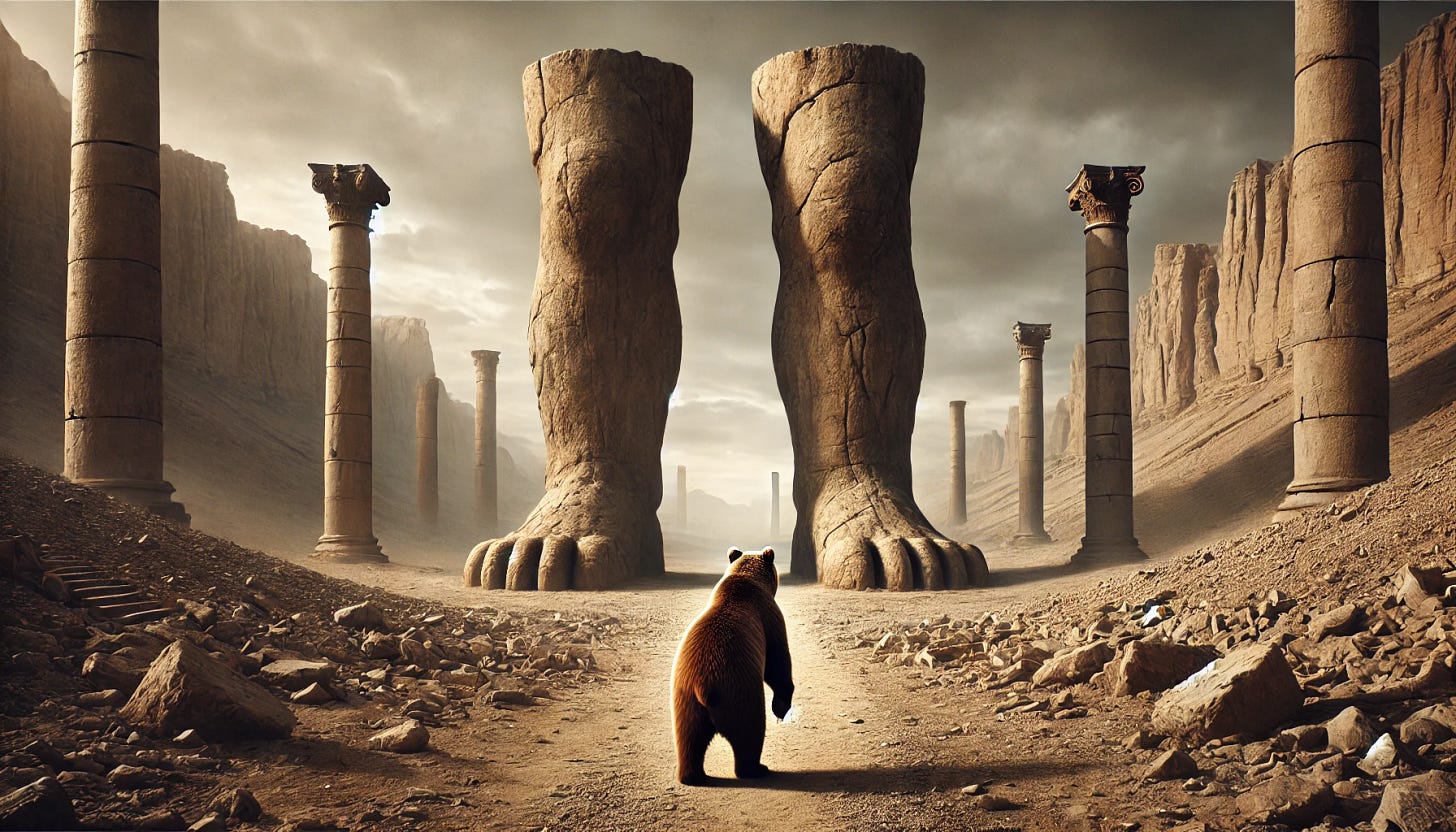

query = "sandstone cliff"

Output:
[[1131, 13, 1456, 425], [0, 21, 538, 560], [967, 431, 1003, 483], [1002, 406, 1020, 472], [1046, 396, 1071, 460]]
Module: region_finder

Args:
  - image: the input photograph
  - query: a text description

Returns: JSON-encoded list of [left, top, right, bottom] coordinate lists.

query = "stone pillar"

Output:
[[676, 465, 687, 528], [1277, 0, 1388, 517], [771, 471, 781, 538], [948, 401, 967, 525], [416, 376, 440, 529], [1013, 323, 1052, 543], [310, 163, 389, 563], [1067, 165, 1147, 563], [471, 350, 499, 537], [64, 0, 188, 524]]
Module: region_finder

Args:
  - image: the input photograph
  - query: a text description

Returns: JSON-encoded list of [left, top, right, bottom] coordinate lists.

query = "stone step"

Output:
[[94, 600, 172, 618], [82, 591, 146, 605], [64, 578, 127, 591], [111, 608, 175, 625], [71, 586, 139, 602], [50, 566, 103, 577]]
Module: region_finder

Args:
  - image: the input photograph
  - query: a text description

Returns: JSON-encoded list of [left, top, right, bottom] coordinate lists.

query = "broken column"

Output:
[[1277, 0, 1389, 517], [310, 163, 389, 563], [471, 349, 499, 537], [416, 376, 440, 529], [1013, 323, 1052, 543], [948, 401, 967, 525], [771, 471, 781, 537], [1067, 165, 1147, 563], [753, 44, 987, 590], [64, 0, 188, 524], [676, 465, 687, 528]]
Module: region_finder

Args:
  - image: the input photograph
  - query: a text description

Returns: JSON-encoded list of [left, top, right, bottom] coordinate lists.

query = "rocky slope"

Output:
[[0, 20, 540, 563]]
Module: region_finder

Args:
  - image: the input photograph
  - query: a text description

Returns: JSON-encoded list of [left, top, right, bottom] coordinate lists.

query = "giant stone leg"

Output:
[[752, 44, 987, 591], [464, 49, 690, 591]]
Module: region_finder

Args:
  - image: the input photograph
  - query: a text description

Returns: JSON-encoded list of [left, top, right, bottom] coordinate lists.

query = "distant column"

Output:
[[771, 471, 781, 537], [472, 350, 500, 536], [948, 401, 967, 525], [1277, 0, 1388, 517], [64, 0, 188, 524], [1067, 164, 1146, 563], [310, 162, 390, 563], [676, 465, 687, 528], [416, 376, 440, 529], [1013, 323, 1052, 543]]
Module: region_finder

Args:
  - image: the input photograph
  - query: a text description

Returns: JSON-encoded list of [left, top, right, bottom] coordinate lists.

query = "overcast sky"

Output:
[[1, 1, 1447, 510]]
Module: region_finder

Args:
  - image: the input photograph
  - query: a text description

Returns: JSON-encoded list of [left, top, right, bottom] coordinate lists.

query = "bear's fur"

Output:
[[671, 547, 794, 785]]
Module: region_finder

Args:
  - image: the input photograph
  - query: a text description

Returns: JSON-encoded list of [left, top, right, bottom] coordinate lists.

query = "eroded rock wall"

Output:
[[1132, 244, 1217, 423]]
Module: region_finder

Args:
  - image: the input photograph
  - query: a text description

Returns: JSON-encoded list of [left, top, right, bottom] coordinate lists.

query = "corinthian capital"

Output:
[[1066, 164, 1145, 229], [472, 349, 501, 381], [309, 163, 391, 227], [1013, 322, 1052, 357]]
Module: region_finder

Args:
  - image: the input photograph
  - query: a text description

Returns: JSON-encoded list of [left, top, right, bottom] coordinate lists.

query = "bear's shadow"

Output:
[[692, 758, 1089, 793]]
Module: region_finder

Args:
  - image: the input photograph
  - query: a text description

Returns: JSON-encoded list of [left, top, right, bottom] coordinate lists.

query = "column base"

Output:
[[313, 535, 388, 563], [75, 478, 190, 526], [1012, 530, 1053, 545], [1071, 536, 1146, 566], [1271, 489, 1345, 523]]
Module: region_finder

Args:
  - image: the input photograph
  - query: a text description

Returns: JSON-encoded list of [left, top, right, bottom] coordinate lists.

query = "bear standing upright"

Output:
[[671, 547, 794, 785]]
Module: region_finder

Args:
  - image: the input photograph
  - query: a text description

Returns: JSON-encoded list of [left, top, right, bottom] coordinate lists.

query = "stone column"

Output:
[[1013, 323, 1052, 543], [64, 0, 188, 524], [1067, 165, 1147, 563], [471, 349, 499, 537], [771, 471, 781, 538], [310, 163, 389, 563], [948, 401, 967, 525], [676, 465, 687, 528], [1277, 0, 1388, 517], [416, 376, 440, 529]]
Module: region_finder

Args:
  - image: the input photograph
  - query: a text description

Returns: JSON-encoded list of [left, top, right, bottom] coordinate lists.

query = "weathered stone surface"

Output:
[[751, 43, 985, 590], [289, 682, 336, 705], [1401, 703, 1456, 746], [81, 651, 146, 693], [1032, 641, 1113, 688], [368, 719, 429, 753], [120, 639, 295, 740], [1150, 643, 1303, 742], [1108, 639, 1219, 697], [463, 49, 691, 591], [0, 777, 76, 831], [1372, 770, 1456, 832], [1235, 774, 1335, 826], [1308, 602, 1363, 640], [260, 659, 335, 691], [1132, 244, 1217, 422], [1326, 705, 1378, 754], [1144, 748, 1198, 781], [332, 601, 386, 631]]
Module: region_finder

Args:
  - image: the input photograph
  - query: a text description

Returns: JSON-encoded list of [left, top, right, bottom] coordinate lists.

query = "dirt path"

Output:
[[302, 546, 1183, 832]]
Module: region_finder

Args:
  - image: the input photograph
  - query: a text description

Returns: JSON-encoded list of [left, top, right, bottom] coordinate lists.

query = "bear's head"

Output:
[[725, 547, 778, 595]]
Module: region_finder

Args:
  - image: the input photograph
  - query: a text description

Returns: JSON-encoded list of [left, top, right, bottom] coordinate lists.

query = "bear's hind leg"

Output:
[[717, 703, 769, 779], [674, 693, 714, 786]]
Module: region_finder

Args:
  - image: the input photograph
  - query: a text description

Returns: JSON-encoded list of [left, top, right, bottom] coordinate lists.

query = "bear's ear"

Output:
[[727, 548, 743, 563], [761, 547, 774, 563]]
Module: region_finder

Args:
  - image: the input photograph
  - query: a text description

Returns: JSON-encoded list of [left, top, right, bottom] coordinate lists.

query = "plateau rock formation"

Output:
[[1132, 13, 1456, 427]]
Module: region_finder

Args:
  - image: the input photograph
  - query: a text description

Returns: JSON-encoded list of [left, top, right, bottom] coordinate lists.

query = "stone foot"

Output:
[[811, 469, 988, 591], [463, 473, 659, 591]]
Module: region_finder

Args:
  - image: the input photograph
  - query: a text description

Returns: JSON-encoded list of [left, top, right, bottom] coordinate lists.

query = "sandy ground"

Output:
[[290, 542, 1181, 832]]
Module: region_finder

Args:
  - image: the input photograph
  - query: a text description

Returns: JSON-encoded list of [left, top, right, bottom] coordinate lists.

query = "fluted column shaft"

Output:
[[64, 0, 188, 524], [311, 163, 389, 563], [472, 349, 500, 537], [948, 401, 967, 525], [1278, 0, 1388, 516], [417, 376, 440, 529], [1068, 165, 1146, 563], [1013, 323, 1051, 542]]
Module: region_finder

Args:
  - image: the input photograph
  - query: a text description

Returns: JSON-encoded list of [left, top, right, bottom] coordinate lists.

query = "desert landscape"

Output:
[[4, 2, 1456, 831]]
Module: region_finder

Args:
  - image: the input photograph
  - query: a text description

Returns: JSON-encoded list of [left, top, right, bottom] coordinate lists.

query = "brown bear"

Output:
[[671, 547, 794, 785]]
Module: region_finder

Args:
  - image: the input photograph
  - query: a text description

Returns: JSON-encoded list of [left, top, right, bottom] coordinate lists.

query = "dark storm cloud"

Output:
[[2, 1, 1449, 510]]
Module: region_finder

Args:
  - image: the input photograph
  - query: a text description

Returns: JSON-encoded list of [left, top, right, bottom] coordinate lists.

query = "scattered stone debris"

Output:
[[121, 639, 297, 740]]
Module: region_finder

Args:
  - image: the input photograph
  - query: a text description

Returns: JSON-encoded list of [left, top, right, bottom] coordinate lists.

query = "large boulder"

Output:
[[1326, 706, 1378, 754], [0, 777, 76, 831], [120, 640, 296, 740], [333, 601, 386, 631], [1031, 641, 1114, 688], [1108, 639, 1218, 696], [1372, 771, 1456, 832], [259, 659, 336, 691], [1149, 643, 1303, 742], [1236, 775, 1335, 826], [368, 719, 429, 754]]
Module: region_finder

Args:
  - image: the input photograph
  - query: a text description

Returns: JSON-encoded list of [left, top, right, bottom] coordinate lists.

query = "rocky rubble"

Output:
[[857, 539, 1456, 828]]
